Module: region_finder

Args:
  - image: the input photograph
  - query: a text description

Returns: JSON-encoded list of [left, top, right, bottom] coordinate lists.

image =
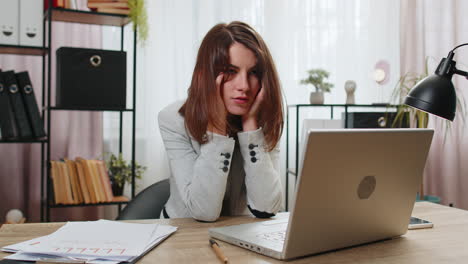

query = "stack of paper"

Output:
[[1, 220, 177, 264]]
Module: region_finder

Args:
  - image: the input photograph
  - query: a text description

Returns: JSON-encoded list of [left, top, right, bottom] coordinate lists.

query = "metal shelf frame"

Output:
[[41, 2, 138, 221]]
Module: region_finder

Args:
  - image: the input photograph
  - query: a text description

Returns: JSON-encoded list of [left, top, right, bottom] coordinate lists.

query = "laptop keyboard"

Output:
[[256, 230, 286, 242]]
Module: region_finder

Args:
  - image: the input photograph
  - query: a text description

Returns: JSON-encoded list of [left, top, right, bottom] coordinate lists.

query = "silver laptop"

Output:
[[209, 128, 434, 260]]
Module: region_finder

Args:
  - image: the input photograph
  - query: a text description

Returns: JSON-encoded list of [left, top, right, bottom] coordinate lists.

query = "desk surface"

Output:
[[1, 202, 468, 264]]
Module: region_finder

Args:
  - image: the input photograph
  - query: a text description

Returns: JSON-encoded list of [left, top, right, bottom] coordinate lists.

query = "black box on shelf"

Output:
[[56, 47, 126, 110], [342, 112, 409, 128]]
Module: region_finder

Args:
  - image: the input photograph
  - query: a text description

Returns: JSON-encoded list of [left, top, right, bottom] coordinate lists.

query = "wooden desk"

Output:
[[1, 202, 468, 263]]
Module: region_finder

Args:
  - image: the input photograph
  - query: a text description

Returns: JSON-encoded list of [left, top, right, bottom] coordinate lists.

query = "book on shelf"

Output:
[[87, 2, 128, 8], [75, 160, 91, 203], [50, 158, 128, 205], [50, 161, 61, 204], [59, 161, 74, 204], [96, 8, 130, 15], [44, 0, 78, 10], [96, 160, 114, 202], [76, 157, 98, 203], [65, 159, 84, 204], [87, 159, 106, 202], [87, 0, 129, 15]]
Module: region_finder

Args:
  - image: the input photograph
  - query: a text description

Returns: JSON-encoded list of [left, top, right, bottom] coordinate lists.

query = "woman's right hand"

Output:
[[207, 74, 227, 135]]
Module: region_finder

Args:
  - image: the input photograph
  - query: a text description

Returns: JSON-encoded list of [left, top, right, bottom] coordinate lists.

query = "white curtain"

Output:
[[401, 0, 468, 209], [102, 0, 401, 206]]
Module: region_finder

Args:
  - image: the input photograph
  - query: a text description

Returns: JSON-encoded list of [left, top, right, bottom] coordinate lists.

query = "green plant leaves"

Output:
[[300, 68, 334, 92], [104, 152, 146, 188], [128, 0, 148, 45]]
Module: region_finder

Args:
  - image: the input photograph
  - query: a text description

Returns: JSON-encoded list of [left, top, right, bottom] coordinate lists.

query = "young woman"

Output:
[[158, 21, 284, 222]]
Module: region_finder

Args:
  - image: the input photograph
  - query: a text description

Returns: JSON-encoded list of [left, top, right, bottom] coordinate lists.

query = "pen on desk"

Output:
[[209, 239, 228, 263], [36, 258, 86, 264]]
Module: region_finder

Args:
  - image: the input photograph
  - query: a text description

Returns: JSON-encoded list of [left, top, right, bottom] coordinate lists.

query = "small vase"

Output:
[[310, 92, 324, 104], [345, 80, 356, 104]]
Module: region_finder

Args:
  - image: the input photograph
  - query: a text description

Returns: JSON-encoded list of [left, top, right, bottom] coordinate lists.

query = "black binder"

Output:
[[4, 71, 33, 138], [0, 71, 18, 139], [16, 71, 46, 138]]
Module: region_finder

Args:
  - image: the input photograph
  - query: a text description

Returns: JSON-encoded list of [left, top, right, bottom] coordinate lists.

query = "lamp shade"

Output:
[[404, 74, 456, 121]]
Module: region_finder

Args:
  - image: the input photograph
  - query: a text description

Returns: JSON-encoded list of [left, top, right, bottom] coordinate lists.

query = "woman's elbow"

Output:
[[187, 206, 221, 222], [191, 212, 220, 222]]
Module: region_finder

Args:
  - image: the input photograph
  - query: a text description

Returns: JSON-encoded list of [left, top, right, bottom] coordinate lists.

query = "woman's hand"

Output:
[[242, 86, 265, 131], [207, 74, 228, 135]]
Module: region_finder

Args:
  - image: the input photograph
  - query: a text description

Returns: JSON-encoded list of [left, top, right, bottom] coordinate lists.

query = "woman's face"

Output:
[[219, 42, 261, 116]]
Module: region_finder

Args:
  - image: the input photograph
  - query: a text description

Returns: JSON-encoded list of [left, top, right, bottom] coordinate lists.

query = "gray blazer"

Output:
[[158, 101, 282, 221]]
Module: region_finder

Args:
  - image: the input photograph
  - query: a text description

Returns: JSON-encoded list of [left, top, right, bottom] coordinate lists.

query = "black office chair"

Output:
[[116, 179, 170, 220]]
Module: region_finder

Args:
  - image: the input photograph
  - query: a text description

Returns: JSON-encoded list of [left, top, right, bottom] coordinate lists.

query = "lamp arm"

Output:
[[454, 68, 468, 79], [452, 43, 468, 52], [449, 43, 468, 78]]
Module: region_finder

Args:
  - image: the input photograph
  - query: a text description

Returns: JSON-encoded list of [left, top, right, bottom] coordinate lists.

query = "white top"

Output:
[[158, 101, 282, 221]]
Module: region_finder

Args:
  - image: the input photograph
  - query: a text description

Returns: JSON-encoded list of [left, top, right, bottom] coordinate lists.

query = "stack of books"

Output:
[[44, 0, 78, 10], [50, 158, 128, 205], [88, 0, 130, 15]]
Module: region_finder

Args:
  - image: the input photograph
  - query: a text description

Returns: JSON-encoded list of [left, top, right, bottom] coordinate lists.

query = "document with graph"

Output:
[[1, 220, 177, 263]]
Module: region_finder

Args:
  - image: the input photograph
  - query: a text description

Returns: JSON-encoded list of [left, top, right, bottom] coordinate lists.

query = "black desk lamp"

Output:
[[404, 43, 468, 121]]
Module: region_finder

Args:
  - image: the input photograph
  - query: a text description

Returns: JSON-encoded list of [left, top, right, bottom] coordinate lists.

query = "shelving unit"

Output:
[[285, 104, 400, 210], [40, 6, 138, 221], [0, 40, 48, 225], [0, 44, 47, 56]]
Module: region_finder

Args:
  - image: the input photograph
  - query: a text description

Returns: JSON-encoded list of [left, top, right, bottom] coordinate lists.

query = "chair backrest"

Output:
[[116, 179, 170, 220]]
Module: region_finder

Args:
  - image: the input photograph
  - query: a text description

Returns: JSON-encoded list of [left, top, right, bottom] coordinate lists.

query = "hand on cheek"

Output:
[[242, 86, 265, 131], [208, 74, 228, 135]]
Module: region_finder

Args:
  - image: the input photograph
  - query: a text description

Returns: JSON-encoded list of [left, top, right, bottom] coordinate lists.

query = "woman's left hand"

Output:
[[242, 86, 265, 131]]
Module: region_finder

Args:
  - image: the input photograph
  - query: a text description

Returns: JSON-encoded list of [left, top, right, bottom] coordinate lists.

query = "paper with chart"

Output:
[[1, 220, 177, 263]]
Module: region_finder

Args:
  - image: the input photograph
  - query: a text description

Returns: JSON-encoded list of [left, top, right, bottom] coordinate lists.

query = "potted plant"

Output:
[[300, 68, 334, 104], [104, 152, 146, 196], [128, 0, 149, 45]]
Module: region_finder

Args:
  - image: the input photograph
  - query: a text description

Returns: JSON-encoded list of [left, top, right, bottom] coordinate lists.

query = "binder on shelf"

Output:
[[0, 0, 19, 45], [0, 71, 18, 139], [19, 0, 43, 46], [4, 71, 33, 138], [16, 71, 46, 138]]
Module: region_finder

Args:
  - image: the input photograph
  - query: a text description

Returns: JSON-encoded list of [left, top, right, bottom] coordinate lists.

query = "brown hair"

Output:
[[179, 21, 283, 151]]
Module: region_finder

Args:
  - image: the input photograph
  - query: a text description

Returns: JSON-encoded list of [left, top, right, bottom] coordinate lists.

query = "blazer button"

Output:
[[250, 151, 256, 156], [251, 157, 257, 163], [221, 153, 231, 159], [248, 144, 258, 150], [222, 167, 228, 172], [224, 160, 229, 166]]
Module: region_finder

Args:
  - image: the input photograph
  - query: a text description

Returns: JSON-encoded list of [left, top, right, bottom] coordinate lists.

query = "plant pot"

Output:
[[112, 184, 124, 197], [110, 176, 124, 196], [310, 91, 324, 104]]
